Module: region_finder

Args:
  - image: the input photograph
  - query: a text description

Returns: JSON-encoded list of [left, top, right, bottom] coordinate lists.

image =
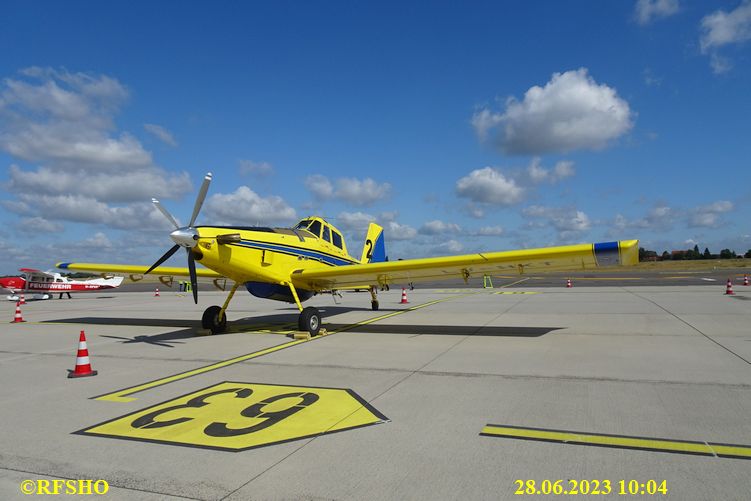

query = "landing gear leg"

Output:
[[286, 281, 321, 336], [370, 286, 379, 311], [202, 282, 240, 334]]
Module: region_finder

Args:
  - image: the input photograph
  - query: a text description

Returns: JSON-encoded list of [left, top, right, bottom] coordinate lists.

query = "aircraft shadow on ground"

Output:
[[327, 324, 562, 337], [42, 317, 201, 347], [44, 313, 562, 342]]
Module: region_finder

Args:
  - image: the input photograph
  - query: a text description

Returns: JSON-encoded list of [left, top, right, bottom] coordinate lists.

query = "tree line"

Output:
[[639, 245, 751, 261]]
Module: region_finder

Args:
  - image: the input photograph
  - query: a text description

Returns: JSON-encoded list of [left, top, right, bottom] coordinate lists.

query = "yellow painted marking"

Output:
[[494, 291, 539, 295], [81, 382, 387, 451], [562, 277, 643, 281], [96, 292, 475, 402], [95, 340, 309, 403], [481, 425, 751, 460], [501, 277, 531, 287]]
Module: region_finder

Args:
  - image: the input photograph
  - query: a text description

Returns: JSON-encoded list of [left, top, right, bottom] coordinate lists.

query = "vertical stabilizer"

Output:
[[360, 223, 387, 264]]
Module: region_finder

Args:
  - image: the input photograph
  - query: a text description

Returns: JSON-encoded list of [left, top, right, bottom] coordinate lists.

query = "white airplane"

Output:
[[1, 268, 124, 300]]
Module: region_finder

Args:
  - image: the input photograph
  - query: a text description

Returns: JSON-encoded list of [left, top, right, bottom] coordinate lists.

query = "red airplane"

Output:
[[1, 268, 123, 300]]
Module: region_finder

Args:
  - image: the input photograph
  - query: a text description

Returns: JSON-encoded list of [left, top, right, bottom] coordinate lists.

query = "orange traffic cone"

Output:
[[744, 275, 749, 286], [19, 294, 26, 305], [725, 278, 735, 295], [68, 330, 97, 378], [154, 288, 160, 297], [400, 288, 409, 304], [11, 302, 25, 323], [566, 279, 572, 288]]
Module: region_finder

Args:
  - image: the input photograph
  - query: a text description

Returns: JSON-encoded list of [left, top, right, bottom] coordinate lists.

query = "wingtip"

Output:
[[620, 239, 640, 266]]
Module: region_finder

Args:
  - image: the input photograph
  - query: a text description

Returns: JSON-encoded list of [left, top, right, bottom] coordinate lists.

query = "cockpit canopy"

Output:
[[294, 217, 347, 253]]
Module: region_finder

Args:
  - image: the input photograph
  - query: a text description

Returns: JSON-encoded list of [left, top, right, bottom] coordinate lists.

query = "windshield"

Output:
[[294, 220, 312, 230]]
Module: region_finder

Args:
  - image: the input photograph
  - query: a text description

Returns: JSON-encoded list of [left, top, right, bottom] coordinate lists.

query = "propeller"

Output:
[[146, 172, 213, 304]]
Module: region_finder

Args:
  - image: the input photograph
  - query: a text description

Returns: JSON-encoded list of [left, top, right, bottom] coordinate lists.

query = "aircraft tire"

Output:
[[371, 300, 379, 311], [298, 306, 321, 336], [202, 305, 227, 334]]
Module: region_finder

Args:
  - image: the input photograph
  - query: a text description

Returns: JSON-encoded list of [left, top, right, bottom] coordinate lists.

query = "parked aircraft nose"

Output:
[[170, 228, 199, 248]]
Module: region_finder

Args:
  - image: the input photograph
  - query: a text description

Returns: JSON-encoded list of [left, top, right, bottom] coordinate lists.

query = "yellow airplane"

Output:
[[57, 173, 639, 336]]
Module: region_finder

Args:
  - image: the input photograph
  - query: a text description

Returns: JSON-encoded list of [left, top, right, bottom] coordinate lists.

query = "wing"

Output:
[[56, 262, 224, 278], [19, 267, 44, 274], [291, 240, 639, 290]]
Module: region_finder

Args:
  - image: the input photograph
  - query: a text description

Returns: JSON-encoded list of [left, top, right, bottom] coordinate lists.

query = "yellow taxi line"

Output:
[[480, 424, 751, 460]]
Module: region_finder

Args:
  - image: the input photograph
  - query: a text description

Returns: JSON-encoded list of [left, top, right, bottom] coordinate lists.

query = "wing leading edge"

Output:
[[291, 239, 639, 290], [56, 262, 224, 278]]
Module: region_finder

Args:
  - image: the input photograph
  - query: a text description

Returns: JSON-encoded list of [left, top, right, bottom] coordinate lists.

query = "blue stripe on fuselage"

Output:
[[232, 240, 357, 267], [593, 241, 620, 266]]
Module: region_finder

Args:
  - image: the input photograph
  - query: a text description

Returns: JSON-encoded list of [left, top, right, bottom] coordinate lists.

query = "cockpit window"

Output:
[[308, 220, 322, 237], [295, 220, 312, 230], [322, 225, 331, 243], [332, 231, 343, 249]]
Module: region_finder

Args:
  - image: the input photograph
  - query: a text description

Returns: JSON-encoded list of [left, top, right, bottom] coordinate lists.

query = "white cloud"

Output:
[[335, 177, 391, 206], [431, 239, 464, 255], [10, 194, 168, 230], [305, 175, 391, 206], [700, 1, 751, 52], [0, 69, 150, 169], [8, 165, 191, 203], [335, 211, 416, 242], [205, 186, 296, 225], [335, 211, 376, 233], [523, 205, 592, 240], [305, 174, 334, 200], [385, 221, 417, 241], [472, 68, 634, 155], [456, 167, 524, 205], [17, 216, 64, 233], [635, 0, 680, 25], [527, 158, 575, 184], [474, 226, 504, 237], [419, 220, 462, 235], [0, 67, 193, 231], [689, 200, 734, 227], [700, 1, 751, 73], [144, 123, 178, 147], [239, 160, 273, 177]]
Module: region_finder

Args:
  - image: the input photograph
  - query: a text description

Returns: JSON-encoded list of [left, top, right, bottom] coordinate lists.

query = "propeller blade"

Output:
[[144, 244, 181, 275], [187, 248, 198, 304], [152, 198, 180, 229], [188, 172, 212, 227]]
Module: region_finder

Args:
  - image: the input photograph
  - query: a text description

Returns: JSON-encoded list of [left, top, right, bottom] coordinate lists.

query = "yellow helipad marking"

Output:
[[80, 382, 387, 451], [95, 292, 476, 403], [480, 424, 751, 460]]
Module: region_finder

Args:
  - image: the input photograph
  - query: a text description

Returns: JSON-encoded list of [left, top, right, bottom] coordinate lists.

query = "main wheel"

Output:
[[371, 300, 379, 311], [298, 306, 321, 336], [202, 305, 227, 334]]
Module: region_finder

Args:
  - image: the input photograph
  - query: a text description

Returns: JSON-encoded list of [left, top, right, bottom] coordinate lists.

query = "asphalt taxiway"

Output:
[[1, 279, 750, 500]]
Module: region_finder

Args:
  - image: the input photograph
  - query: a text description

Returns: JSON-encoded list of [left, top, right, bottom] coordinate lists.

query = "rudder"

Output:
[[360, 223, 387, 263]]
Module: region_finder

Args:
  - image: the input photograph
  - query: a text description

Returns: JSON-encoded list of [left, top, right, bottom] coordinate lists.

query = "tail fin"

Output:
[[360, 223, 387, 264]]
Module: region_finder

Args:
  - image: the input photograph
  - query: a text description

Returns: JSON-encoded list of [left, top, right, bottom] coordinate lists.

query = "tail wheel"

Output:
[[202, 305, 227, 334], [298, 306, 321, 336], [371, 300, 379, 311]]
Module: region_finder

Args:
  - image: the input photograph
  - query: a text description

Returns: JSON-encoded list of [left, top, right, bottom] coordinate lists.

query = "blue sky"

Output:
[[1, 0, 750, 274]]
